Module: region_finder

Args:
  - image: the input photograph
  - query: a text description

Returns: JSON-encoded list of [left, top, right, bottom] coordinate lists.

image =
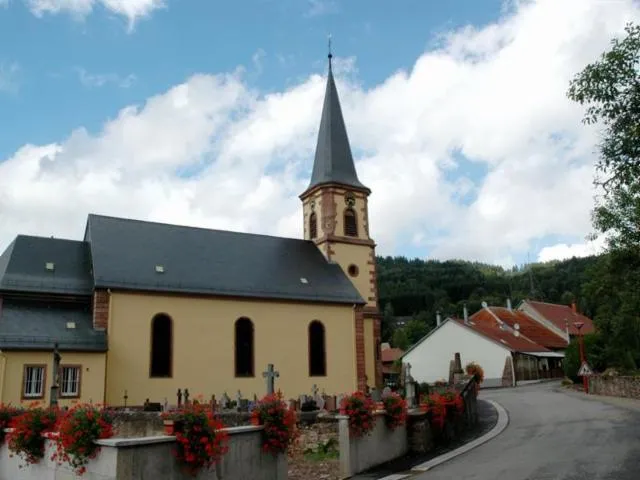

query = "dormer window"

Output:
[[45, 262, 55, 271], [344, 208, 358, 237]]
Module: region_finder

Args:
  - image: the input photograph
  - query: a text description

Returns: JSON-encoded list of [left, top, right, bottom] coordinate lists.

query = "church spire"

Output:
[[302, 46, 369, 196]]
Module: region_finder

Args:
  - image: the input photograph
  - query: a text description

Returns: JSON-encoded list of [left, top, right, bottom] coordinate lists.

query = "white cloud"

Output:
[[75, 67, 137, 88], [538, 236, 607, 263], [1, 0, 639, 265], [25, 0, 164, 29]]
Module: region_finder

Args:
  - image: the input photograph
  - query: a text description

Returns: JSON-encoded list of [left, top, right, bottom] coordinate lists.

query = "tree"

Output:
[[567, 23, 640, 252], [391, 328, 410, 351]]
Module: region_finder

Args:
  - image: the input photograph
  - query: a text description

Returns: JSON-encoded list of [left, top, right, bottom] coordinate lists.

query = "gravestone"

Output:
[[262, 364, 280, 395], [177, 389, 183, 407], [324, 395, 336, 412], [382, 386, 392, 398], [221, 392, 231, 410], [337, 394, 345, 410], [371, 388, 381, 402], [314, 393, 325, 410], [235, 390, 242, 410], [239, 399, 250, 412]]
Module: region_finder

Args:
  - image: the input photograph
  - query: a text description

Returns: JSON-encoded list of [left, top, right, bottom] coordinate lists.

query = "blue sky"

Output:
[[0, 0, 503, 159], [0, 0, 635, 266]]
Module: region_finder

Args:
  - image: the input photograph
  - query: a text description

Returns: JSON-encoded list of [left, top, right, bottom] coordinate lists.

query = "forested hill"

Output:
[[376, 254, 602, 346]]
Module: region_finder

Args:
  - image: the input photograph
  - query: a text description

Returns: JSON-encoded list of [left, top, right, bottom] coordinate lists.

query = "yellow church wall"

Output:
[[329, 242, 376, 308], [363, 317, 376, 387], [105, 292, 358, 406], [0, 351, 106, 407]]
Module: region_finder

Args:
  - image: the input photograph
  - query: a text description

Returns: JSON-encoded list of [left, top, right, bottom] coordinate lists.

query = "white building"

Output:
[[402, 313, 556, 388]]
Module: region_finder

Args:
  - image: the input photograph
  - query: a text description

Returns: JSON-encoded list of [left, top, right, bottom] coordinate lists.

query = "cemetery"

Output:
[[0, 356, 483, 480]]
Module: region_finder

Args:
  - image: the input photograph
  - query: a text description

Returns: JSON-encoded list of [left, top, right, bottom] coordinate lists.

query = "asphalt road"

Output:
[[415, 382, 640, 480]]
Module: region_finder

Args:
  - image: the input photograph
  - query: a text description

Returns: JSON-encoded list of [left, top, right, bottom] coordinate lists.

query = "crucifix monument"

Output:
[[262, 363, 280, 395]]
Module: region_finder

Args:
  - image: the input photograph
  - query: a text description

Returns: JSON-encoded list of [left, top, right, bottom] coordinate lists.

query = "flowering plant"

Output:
[[7, 404, 58, 466], [250, 393, 298, 456], [340, 392, 375, 438], [161, 402, 229, 477], [51, 403, 114, 475], [0, 404, 22, 447], [420, 393, 446, 430], [465, 362, 485, 384], [382, 392, 407, 431], [441, 390, 465, 415]]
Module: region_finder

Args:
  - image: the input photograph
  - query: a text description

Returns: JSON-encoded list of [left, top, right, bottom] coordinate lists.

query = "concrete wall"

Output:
[[106, 291, 358, 405], [589, 375, 640, 400], [0, 351, 106, 406], [338, 411, 408, 478], [404, 321, 511, 386], [0, 426, 286, 480]]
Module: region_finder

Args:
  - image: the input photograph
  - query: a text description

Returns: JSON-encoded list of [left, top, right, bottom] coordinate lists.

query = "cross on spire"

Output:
[[328, 33, 333, 69]]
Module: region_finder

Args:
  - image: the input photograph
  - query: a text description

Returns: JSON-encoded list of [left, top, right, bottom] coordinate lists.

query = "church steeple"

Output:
[[302, 52, 369, 197]]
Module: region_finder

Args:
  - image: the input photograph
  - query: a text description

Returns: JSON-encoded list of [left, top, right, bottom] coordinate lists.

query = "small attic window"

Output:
[[45, 262, 55, 271], [155, 265, 165, 273], [66, 322, 76, 329], [300, 277, 309, 284]]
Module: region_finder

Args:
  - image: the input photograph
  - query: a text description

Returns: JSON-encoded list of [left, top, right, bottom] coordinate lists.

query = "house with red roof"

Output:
[[380, 343, 404, 387], [402, 305, 563, 388], [518, 300, 596, 338]]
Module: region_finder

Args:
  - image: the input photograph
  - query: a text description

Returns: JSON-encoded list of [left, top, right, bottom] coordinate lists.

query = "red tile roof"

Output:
[[472, 307, 568, 349], [381, 347, 404, 363], [525, 301, 596, 335], [452, 316, 551, 353]]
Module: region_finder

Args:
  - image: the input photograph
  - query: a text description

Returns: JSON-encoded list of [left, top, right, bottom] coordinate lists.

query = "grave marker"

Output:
[[262, 364, 280, 395]]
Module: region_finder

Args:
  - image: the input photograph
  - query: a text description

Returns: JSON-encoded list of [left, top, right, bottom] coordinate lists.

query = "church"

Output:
[[0, 54, 382, 407]]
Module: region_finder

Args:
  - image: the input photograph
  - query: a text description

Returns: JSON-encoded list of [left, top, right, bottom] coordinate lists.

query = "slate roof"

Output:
[[0, 298, 107, 351], [84, 214, 366, 305], [472, 307, 568, 349], [0, 236, 93, 296], [303, 57, 369, 195], [523, 300, 595, 335]]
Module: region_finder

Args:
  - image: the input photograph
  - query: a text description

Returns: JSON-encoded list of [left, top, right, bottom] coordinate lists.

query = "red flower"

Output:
[[51, 403, 114, 476], [6, 404, 58, 466], [251, 393, 298, 456], [340, 392, 375, 438], [382, 393, 407, 431]]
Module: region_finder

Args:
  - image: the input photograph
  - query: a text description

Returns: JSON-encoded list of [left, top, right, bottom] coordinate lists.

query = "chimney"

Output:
[[463, 304, 469, 324], [506, 298, 512, 311], [436, 311, 442, 327], [571, 302, 577, 314]]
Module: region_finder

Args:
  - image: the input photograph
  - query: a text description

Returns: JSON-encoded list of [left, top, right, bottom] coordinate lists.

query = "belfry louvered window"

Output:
[[309, 212, 318, 239], [344, 208, 358, 237]]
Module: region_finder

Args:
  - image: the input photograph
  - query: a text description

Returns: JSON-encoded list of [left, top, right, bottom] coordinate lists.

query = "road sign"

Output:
[[577, 361, 593, 377]]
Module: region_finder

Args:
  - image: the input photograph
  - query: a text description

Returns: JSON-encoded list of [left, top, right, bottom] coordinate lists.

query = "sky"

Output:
[[0, 0, 638, 268]]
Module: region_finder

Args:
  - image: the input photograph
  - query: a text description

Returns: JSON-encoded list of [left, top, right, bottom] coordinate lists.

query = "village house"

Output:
[[518, 300, 595, 340], [380, 343, 404, 387], [402, 300, 583, 388], [0, 54, 382, 407]]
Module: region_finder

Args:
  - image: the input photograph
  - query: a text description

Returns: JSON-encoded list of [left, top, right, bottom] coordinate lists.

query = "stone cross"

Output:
[[405, 362, 412, 380], [312, 384, 319, 397], [236, 390, 242, 406], [262, 364, 280, 395], [50, 343, 61, 407]]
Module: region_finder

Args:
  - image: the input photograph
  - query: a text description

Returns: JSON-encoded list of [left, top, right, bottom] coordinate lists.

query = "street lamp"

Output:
[[574, 321, 588, 393]]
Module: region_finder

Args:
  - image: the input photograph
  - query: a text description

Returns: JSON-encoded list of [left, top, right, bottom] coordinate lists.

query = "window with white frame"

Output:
[[23, 365, 45, 398], [60, 366, 81, 397]]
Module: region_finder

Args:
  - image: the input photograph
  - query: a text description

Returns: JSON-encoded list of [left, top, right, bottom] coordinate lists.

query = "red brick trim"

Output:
[[93, 290, 109, 331], [355, 307, 366, 392], [372, 317, 382, 389]]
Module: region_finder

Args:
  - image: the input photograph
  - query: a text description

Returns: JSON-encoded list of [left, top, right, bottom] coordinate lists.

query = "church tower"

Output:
[[299, 52, 382, 391]]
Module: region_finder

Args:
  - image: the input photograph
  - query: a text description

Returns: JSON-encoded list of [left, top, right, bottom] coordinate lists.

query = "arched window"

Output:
[[150, 313, 172, 378], [344, 208, 358, 237], [309, 212, 318, 239], [235, 317, 254, 377], [309, 320, 326, 376]]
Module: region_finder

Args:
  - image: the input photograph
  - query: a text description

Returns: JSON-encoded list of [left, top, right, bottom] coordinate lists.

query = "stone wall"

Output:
[[296, 416, 339, 452], [0, 426, 286, 480], [338, 411, 408, 478], [589, 375, 640, 400]]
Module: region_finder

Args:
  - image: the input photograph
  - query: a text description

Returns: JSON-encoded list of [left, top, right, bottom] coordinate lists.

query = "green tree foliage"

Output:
[[566, 23, 640, 369], [563, 333, 607, 382], [377, 255, 600, 345], [567, 23, 640, 252]]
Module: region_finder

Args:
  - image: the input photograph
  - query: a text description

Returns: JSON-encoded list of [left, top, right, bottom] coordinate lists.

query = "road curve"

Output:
[[415, 382, 640, 480]]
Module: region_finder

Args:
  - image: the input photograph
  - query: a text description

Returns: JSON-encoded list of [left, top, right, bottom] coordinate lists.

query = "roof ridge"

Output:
[[87, 213, 311, 243]]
